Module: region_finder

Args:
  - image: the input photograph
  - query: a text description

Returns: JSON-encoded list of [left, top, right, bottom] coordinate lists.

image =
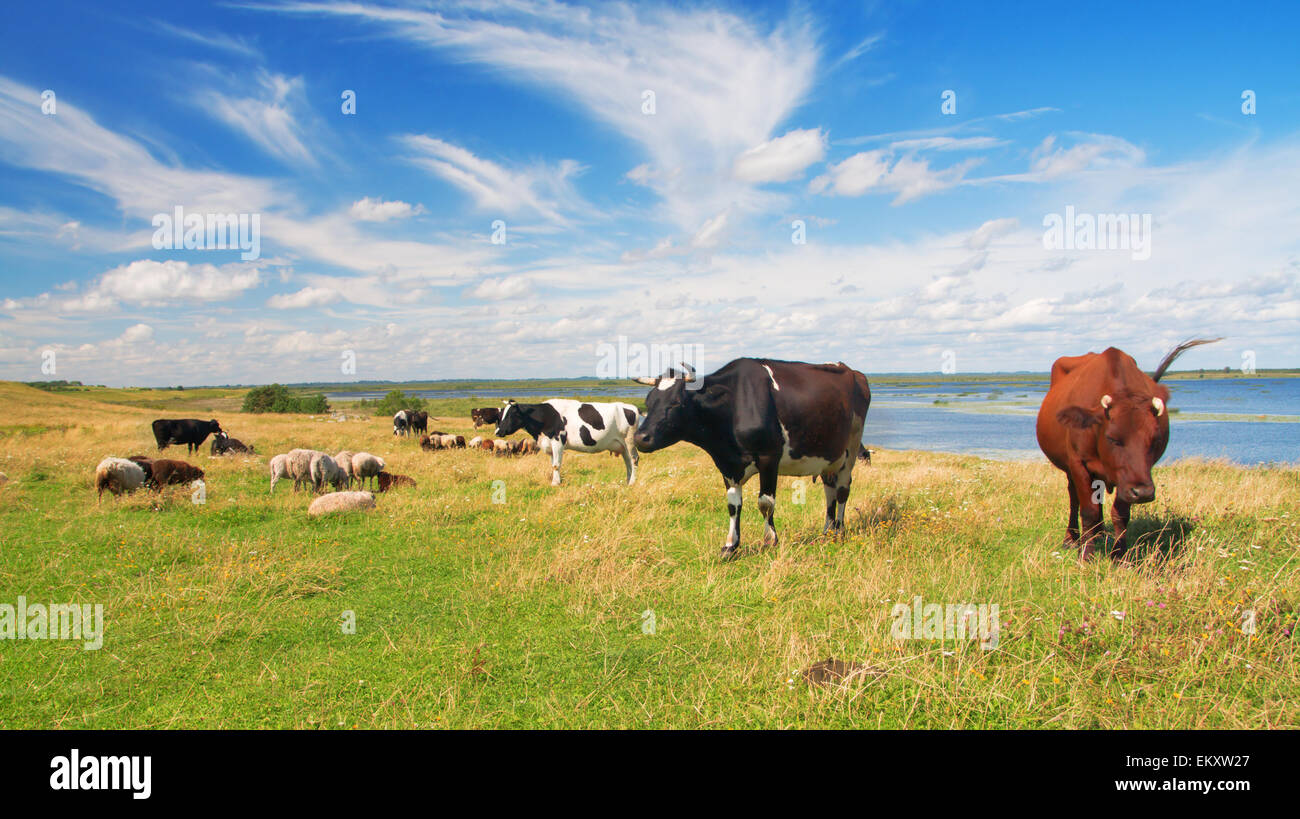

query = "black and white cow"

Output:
[[495, 399, 641, 486], [633, 359, 871, 560], [393, 410, 410, 436]]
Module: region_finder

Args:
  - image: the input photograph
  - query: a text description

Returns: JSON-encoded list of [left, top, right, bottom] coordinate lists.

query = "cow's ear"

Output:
[[694, 384, 731, 411], [1057, 406, 1103, 429]]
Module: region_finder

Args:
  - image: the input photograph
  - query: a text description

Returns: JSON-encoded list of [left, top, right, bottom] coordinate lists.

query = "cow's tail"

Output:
[[1151, 337, 1223, 382]]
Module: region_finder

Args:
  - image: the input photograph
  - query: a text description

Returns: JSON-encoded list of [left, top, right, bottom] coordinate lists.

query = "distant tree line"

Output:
[[355, 389, 427, 417], [241, 384, 330, 414]]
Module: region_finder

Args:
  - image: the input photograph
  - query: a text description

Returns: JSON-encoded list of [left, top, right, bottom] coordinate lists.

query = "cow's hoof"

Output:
[[719, 546, 739, 562], [763, 530, 779, 547]]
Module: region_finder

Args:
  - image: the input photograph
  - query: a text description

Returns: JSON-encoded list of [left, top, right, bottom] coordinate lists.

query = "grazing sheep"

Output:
[[493, 439, 513, 456], [419, 434, 438, 451], [477, 439, 495, 452], [350, 452, 385, 490], [149, 459, 204, 490], [127, 455, 155, 485], [437, 434, 460, 449], [334, 451, 356, 487], [376, 471, 416, 492], [517, 439, 539, 455], [468, 436, 482, 448], [285, 449, 321, 491], [310, 452, 348, 492], [95, 457, 146, 501], [269, 454, 291, 493], [307, 491, 376, 517]]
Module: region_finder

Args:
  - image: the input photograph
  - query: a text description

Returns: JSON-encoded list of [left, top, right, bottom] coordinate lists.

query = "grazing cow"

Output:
[[495, 399, 641, 486], [410, 410, 429, 435], [393, 411, 410, 437], [210, 431, 254, 455], [471, 407, 501, 428], [633, 360, 871, 560], [859, 444, 873, 464], [152, 418, 222, 454], [1036, 338, 1220, 559]]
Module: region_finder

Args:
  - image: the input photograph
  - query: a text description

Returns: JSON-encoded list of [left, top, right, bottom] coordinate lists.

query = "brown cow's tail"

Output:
[[1151, 337, 1223, 382]]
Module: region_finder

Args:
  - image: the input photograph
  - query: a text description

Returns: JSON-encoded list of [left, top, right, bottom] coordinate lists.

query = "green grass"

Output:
[[0, 381, 1296, 728]]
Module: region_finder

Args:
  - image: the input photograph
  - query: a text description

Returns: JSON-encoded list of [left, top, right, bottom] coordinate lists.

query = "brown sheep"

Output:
[[376, 471, 416, 492], [149, 459, 205, 490]]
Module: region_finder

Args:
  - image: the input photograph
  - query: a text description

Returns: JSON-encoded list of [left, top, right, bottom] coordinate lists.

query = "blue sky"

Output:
[[2, 0, 1298, 386]]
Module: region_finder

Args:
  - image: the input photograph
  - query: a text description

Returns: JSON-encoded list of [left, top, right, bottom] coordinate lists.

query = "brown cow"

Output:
[[1036, 338, 1219, 559], [470, 407, 501, 428]]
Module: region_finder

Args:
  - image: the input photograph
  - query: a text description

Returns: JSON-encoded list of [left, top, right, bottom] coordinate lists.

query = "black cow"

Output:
[[409, 410, 429, 435], [471, 407, 501, 428], [633, 359, 871, 560], [211, 431, 254, 455], [152, 418, 222, 454]]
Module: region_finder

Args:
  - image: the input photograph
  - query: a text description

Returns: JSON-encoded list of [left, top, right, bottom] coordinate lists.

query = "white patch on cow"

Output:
[[656, 378, 677, 391], [762, 364, 780, 390], [725, 485, 742, 548], [773, 422, 835, 477]]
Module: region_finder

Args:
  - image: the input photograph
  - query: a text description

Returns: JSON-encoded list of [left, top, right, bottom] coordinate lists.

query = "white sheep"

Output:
[[468, 436, 482, 448], [350, 452, 385, 490], [310, 452, 348, 492], [269, 453, 291, 493], [308, 490, 376, 517], [95, 457, 146, 501]]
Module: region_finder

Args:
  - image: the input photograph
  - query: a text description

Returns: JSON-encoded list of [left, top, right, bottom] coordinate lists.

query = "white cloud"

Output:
[[267, 286, 341, 309], [732, 128, 826, 184], [200, 72, 316, 166], [64, 260, 262, 309], [349, 197, 422, 222], [402, 136, 582, 224], [466, 276, 532, 301], [810, 150, 980, 203]]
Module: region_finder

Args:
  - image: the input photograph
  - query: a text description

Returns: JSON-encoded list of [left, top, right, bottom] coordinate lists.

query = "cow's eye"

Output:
[[1106, 436, 1122, 447]]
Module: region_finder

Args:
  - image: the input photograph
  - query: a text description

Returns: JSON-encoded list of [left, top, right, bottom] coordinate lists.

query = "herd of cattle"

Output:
[[93, 339, 1217, 560]]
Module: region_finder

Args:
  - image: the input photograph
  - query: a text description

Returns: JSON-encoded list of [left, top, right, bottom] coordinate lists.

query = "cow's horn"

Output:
[[634, 376, 658, 386], [679, 362, 697, 382], [1100, 394, 1113, 410], [1152, 397, 1165, 416]]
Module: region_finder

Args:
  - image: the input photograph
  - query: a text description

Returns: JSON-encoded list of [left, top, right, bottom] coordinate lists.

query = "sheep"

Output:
[[95, 457, 146, 501], [376, 471, 416, 492], [419, 434, 439, 451], [334, 451, 356, 487], [439, 434, 461, 449], [477, 439, 495, 452], [128, 455, 155, 486], [468, 436, 482, 448], [310, 452, 348, 492], [350, 452, 385, 490], [286, 449, 321, 491], [308, 491, 376, 517], [148, 459, 204, 491], [493, 439, 512, 456], [269, 454, 291, 493]]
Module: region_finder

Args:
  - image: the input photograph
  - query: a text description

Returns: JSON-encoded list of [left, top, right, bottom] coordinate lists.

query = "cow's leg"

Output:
[[1065, 476, 1080, 547], [722, 479, 743, 560], [1110, 498, 1132, 557], [756, 459, 779, 548], [1068, 464, 1103, 560], [550, 433, 566, 486], [832, 452, 854, 533], [622, 428, 639, 486]]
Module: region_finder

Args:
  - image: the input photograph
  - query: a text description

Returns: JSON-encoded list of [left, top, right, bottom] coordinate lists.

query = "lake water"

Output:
[[328, 377, 1299, 466]]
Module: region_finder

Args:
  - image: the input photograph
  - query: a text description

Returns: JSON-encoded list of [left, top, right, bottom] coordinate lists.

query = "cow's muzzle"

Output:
[[1124, 483, 1156, 504]]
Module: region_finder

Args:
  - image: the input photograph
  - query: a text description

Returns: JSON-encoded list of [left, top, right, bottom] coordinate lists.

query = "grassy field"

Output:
[[0, 380, 1296, 729]]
